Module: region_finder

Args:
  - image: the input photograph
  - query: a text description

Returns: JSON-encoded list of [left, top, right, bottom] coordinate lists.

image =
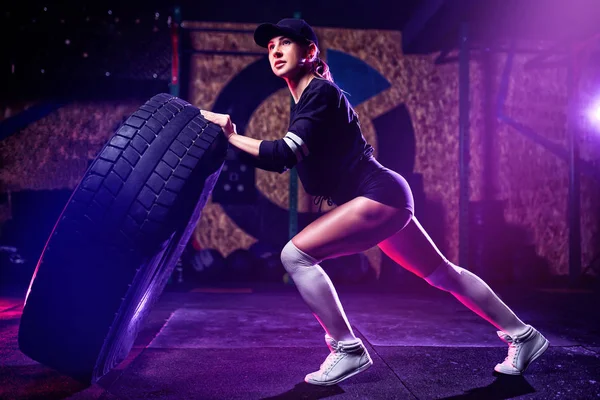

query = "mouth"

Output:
[[274, 61, 286, 68]]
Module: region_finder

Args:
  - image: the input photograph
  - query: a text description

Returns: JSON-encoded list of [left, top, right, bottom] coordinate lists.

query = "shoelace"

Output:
[[504, 340, 518, 365], [498, 328, 532, 366], [319, 351, 344, 373], [500, 333, 528, 366]]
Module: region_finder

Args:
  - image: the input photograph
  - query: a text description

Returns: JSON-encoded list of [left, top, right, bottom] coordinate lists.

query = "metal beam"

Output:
[[567, 52, 582, 284], [458, 23, 470, 267]]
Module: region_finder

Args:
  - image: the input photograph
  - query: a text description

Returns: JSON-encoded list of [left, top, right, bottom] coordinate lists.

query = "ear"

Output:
[[306, 42, 318, 62]]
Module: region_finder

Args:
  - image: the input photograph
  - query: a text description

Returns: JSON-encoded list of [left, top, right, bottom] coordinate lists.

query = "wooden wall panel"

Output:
[[1, 21, 597, 279]]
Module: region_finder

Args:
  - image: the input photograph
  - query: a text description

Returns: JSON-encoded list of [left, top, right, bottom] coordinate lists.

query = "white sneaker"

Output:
[[305, 335, 373, 386], [494, 325, 549, 375]]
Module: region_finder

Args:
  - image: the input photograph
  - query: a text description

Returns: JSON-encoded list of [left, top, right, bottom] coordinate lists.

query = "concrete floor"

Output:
[[1, 281, 600, 399]]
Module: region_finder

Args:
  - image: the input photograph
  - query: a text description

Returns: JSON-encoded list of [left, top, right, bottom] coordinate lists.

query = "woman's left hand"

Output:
[[200, 110, 237, 140]]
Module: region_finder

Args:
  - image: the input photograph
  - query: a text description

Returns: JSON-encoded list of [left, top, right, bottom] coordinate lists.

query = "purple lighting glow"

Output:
[[588, 99, 600, 127]]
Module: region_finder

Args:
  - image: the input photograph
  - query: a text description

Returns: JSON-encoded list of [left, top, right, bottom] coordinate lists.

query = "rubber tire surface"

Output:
[[18, 93, 227, 383]]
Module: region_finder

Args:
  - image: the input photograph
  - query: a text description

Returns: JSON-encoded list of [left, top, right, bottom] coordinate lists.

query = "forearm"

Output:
[[227, 133, 297, 174], [228, 134, 262, 157]]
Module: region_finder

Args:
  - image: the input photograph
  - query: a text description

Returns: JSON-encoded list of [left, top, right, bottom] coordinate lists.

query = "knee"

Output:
[[423, 259, 464, 292], [280, 240, 320, 275]]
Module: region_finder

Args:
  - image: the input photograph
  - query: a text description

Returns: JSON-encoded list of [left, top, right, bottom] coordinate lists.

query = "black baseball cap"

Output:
[[254, 18, 318, 48]]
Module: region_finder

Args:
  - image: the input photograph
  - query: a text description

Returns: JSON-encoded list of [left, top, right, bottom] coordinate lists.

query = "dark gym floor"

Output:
[[1, 278, 600, 400]]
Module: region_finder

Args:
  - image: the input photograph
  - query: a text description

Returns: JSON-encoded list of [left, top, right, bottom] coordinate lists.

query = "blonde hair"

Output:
[[313, 57, 334, 83], [305, 41, 359, 119], [306, 42, 334, 83]]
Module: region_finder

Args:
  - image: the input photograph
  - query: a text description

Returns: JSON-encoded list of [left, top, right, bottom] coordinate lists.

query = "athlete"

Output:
[[200, 18, 549, 386]]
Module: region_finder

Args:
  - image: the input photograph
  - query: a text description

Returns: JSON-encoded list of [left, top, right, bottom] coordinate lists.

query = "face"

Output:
[[267, 36, 315, 79]]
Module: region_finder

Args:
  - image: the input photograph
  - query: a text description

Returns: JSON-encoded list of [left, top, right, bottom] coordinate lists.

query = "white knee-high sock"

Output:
[[281, 241, 356, 342], [425, 260, 528, 337]]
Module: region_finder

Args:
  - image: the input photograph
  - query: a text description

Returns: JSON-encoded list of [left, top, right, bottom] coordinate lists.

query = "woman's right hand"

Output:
[[200, 110, 237, 140]]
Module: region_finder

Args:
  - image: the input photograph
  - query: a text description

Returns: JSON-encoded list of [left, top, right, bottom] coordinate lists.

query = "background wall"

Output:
[[1, 21, 598, 283], [185, 22, 600, 281]]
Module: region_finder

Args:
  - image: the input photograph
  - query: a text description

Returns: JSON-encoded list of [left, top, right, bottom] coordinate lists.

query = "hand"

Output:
[[200, 110, 237, 140]]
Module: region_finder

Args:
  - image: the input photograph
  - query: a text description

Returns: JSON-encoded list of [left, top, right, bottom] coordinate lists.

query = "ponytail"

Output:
[[306, 43, 358, 117], [306, 41, 334, 83], [313, 57, 334, 83]]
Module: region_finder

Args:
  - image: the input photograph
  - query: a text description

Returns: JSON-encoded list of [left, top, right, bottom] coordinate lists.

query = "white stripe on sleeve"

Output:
[[283, 136, 304, 162], [285, 132, 309, 158]]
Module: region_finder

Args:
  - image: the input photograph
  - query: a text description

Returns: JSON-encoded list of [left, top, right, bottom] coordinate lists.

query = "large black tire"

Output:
[[18, 93, 227, 383]]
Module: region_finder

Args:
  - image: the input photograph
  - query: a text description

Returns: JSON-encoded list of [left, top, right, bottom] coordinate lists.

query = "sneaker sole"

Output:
[[305, 359, 373, 386], [495, 337, 550, 375]]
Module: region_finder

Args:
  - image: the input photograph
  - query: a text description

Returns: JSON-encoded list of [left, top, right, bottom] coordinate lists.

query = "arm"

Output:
[[201, 88, 336, 172], [200, 110, 297, 173], [228, 133, 262, 158], [227, 133, 289, 173]]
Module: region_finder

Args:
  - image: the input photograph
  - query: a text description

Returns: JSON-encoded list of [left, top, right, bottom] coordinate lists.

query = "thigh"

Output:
[[292, 196, 412, 261], [378, 216, 447, 278]]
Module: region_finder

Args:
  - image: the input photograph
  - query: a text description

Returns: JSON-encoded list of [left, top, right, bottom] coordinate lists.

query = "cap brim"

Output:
[[253, 23, 307, 48]]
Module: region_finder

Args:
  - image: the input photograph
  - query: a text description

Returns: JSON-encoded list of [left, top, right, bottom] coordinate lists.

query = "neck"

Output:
[[286, 73, 315, 104]]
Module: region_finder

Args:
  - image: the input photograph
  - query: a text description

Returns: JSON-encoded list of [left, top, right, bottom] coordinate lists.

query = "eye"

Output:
[[283, 39, 291, 45]]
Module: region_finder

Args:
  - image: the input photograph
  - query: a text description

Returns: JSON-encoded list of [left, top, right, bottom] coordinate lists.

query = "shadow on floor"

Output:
[[438, 374, 535, 400], [260, 381, 345, 399]]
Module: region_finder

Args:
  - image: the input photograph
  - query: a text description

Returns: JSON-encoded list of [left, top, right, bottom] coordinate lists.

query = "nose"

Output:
[[271, 45, 282, 58]]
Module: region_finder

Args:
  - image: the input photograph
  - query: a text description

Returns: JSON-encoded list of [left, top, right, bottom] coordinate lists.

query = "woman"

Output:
[[200, 18, 548, 386]]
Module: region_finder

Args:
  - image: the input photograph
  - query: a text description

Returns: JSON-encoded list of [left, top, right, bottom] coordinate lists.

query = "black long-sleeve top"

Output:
[[257, 78, 373, 197]]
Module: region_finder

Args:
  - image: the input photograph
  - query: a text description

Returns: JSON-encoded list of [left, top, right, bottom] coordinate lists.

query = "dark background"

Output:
[[3, 0, 599, 99]]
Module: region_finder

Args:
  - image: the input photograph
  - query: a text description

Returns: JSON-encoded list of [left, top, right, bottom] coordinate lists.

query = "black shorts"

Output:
[[330, 157, 414, 214]]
